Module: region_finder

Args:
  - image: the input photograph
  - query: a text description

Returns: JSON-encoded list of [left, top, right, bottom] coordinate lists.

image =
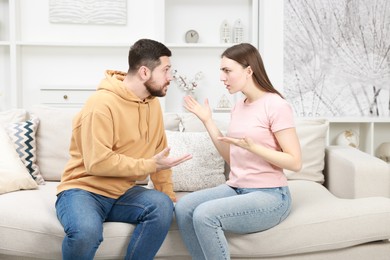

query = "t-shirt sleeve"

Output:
[[267, 96, 295, 133]]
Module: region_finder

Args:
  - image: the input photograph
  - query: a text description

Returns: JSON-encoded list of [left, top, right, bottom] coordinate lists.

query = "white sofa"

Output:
[[1, 106, 390, 260]]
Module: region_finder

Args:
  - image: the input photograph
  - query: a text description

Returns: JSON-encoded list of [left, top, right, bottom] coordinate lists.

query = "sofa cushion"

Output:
[[149, 130, 226, 191], [1, 181, 390, 259], [0, 109, 27, 126], [5, 115, 45, 185], [0, 127, 38, 194], [0, 182, 188, 259], [226, 180, 390, 257], [180, 115, 328, 183], [284, 119, 329, 183], [32, 107, 183, 182], [0, 182, 129, 259], [30, 106, 78, 181]]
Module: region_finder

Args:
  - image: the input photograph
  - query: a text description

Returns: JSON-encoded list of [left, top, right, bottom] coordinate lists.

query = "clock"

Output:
[[185, 30, 199, 43]]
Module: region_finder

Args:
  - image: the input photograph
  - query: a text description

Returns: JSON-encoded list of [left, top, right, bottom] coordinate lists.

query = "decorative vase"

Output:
[[377, 142, 390, 162], [335, 130, 359, 148]]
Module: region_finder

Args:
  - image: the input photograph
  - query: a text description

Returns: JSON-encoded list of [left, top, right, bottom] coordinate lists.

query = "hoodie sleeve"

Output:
[[150, 169, 175, 200], [78, 111, 156, 178], [150, 130, 176, 200]]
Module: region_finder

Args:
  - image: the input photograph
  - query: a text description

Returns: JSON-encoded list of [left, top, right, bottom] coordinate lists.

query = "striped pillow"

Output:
[[6, 116, 45, 185]]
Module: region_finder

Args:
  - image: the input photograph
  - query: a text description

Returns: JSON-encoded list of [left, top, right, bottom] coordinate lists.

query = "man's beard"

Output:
[[145, 78, 169, 97]]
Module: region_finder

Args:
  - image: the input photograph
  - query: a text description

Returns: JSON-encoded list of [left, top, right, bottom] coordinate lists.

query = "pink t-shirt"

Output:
[[226, 93, 295, 188]]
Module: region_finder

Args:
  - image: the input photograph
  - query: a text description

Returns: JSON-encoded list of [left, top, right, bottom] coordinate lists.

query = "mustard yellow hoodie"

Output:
[[57, 70, 175, 200]]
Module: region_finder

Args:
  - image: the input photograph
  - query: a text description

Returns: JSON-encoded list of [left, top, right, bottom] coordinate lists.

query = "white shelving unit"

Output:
[[0, 0, 258, 112], [0, 0, 160, 110], [161, 0, 259, 112], [324, 117, 390, 157], [0, 0, 389, 159]]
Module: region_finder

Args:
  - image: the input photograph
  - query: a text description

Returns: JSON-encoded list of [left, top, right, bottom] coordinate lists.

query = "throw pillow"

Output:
[[5, 115, 45, 185], [284, 119, 329, 183], [149, 130, 226, 191], [0, 127, 38, 194]]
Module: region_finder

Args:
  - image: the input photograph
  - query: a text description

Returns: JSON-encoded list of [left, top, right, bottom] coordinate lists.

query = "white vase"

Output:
[[377, 142, 390, 162], [336, 130, 359, 148]]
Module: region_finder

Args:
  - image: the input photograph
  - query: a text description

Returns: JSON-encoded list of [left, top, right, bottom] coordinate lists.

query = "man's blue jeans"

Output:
[[175, 184, 292, 260], [55, 186, 174, 260]]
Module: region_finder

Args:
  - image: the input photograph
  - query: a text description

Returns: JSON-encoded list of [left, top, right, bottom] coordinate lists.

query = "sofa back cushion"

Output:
[[284, 119, 329, 183], [31, 106, 78, 181], [0, 109, 27, 126], [31, 106, 328, 185], [180, 114, 329, 184], [32, 107, 183, 181]]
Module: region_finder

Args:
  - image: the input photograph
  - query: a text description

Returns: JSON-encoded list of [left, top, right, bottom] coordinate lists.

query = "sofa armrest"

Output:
[[324, 145, 390, 199]]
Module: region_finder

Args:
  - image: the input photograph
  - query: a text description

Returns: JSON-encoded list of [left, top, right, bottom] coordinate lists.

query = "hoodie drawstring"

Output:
[[147, 102, 150, 143], [137, 102, 142, 140], [137, 101, 150, 143]]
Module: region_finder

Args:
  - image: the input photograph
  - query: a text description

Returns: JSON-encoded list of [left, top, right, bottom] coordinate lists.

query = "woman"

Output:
[[175, 43, 302, 260]]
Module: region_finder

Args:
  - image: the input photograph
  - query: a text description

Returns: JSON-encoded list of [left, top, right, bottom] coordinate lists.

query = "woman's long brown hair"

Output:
[[221, 43, 284, 98]]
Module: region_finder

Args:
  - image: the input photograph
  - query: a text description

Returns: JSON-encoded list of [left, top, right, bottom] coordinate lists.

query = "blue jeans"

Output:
[[55, 186, 174, 260], [175, 184, 292, 260]]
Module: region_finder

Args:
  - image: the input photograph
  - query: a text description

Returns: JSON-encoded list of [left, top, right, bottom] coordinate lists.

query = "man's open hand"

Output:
[[153, 147, 192, 171]]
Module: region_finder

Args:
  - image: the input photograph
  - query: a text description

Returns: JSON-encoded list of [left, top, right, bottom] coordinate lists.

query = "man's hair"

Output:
[[128, 39, 172, 74]]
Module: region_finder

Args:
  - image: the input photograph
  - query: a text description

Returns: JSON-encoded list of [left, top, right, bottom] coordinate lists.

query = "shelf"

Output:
[[2, 0, 259, 113], [14, 42, 132, 47], [164, 0, 258, 46], [166, 43, 234, 48], [163, 0, 258, 114], [13, 42, 235, 48]]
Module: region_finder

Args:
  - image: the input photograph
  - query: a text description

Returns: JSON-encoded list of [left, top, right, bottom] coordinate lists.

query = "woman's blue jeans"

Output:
[[175, 184, 292, 260], [55, 186, 174, 260]]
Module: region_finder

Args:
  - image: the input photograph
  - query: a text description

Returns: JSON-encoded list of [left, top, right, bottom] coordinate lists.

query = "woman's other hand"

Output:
[[217, 136, 254, 150]]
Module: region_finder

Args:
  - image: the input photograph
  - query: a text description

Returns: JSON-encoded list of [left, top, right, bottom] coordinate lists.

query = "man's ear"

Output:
[[138, 66, 151, 80]]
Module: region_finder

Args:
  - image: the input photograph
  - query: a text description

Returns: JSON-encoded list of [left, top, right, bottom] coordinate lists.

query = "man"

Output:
[[55, 39, 192, 260]]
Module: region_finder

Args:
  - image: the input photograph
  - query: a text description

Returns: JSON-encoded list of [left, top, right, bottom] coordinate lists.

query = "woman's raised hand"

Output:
[[183, 95, 212, 123]]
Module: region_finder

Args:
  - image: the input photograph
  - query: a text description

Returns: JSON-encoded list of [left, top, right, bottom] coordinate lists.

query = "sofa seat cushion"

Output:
[[226, 180, 390, 257], [1, 181, 390, 259], [0, 182, 130, 259], [0, 182, 189, 259]]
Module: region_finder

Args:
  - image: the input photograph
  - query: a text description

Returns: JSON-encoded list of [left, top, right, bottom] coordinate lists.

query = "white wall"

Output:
[[259, 0, 284, 93]]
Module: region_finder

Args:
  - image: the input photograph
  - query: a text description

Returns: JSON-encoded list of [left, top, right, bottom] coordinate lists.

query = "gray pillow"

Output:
[[149, 130, 226, 191]]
